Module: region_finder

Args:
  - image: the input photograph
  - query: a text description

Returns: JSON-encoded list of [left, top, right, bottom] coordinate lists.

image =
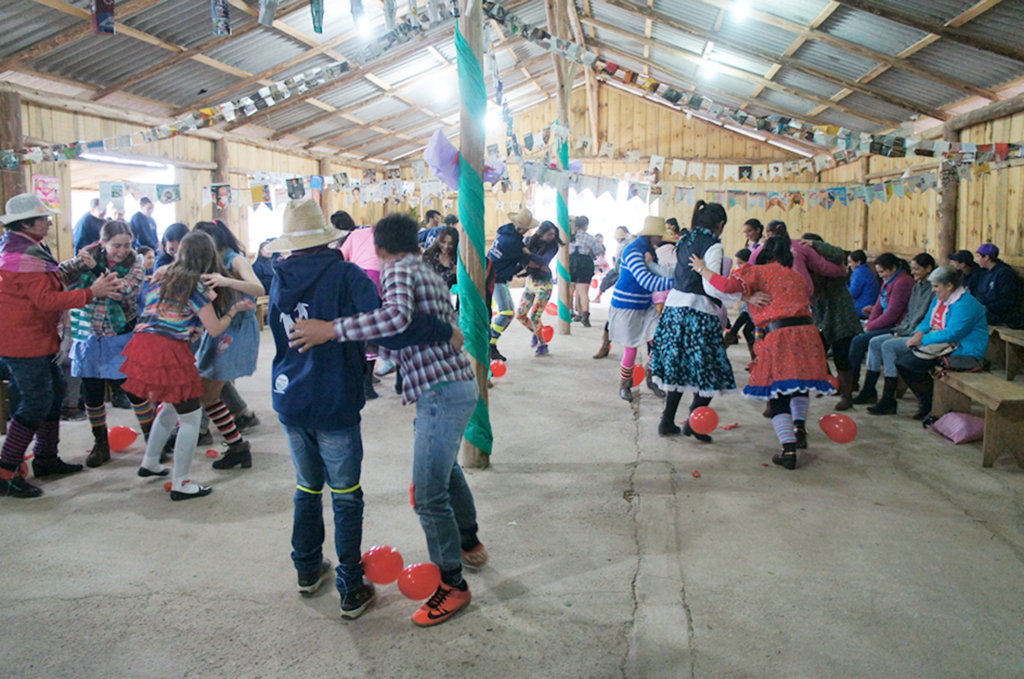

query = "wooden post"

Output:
[[857, 156, 870, 251], [566, 0, 601, 156], [547, 0, 573, 335], [0, 91, 27, 205], [458, 0, 489, 470], [319, 158, 333, 225], [938, 126, 959, 263], [214, 137, 230, 226]]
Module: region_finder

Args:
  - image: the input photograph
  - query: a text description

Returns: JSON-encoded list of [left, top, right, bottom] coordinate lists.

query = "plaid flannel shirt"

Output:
[[333, 254, 472, 404], [570, 230, 603, 258], [67, 254, 147, 340]]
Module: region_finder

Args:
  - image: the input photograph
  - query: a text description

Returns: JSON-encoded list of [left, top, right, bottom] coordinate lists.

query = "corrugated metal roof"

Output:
[[813, 107, 886, 133], [359, 137, 409, 156], [878, 0, 974, 25], [698, 71, 760, 100], [239, 100, 327, 131], [906, 41, 1024, 91], [280, 0, 363, 42], [956, 0, 1024, 50], [772, 67, 845, 100], [372, 52, 441, 84], [760, 0, 834, 26], [715, 13, 798, 57], [648, 49, 699, 81], [0, 0, 82, 60], [269, 53, 340, 83], [204, 30, 311, 76], [790, 40, 880, 82], [313, 79, 382, 109], [648, 24, 707, 57], [755, 89, 818, 117], [351, 96, 413, 121], [866, 67, 969, 110], [30, 33, 171, 88], [819, 6, 929, 57], [340, 129, 384, 147], [649, 0, 720, 31], [835, 91, 917, 124], [122, 0, 252, 50], [303, 117, 359, 141], [126, 59, 243, 106], [709, 48, 774, 77], [590, 1, 649, 36]]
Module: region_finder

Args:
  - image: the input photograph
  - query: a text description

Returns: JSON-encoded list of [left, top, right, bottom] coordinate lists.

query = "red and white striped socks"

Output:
[[205, 400, 242, 445]]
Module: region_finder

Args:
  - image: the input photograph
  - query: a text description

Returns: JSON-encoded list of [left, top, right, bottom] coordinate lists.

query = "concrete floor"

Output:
[[2, 295, 1024, 679]]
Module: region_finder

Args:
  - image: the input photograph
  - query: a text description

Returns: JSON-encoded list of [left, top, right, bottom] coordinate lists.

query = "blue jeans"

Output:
[[849, 327, 895, 376], [284, 423, 365, 595], [412, 379, 480, 585], [0, 355, 65, 428], [866, 332, 896, 375], [490, 283, 514, 341]]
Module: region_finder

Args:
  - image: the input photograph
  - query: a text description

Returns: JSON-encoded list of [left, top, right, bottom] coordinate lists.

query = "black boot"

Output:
[[834, 370, 855, 411], [580, 312, 591, 328], [905, 372, 933, 420], [619, 378, 634, 402], [794, 421, 808, 449], [772, 442, 798, 470], [86, 426, 111, 468], [364, 366, 379, 400], [212, 440, 252, 469], [868, 377, 898, 415], [489, 344, 506, 362], [852, 370, 880, 405], [658, 392, 682, 436]]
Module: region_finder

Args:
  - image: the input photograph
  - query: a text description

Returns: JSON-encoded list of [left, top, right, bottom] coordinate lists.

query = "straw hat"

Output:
[[637, 215, 668, 237], [0, 193, 60, 225], [265, 199, 342, 253], [507, 208, 539, 232]]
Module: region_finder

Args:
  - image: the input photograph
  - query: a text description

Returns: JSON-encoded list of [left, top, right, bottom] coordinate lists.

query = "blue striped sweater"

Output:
[[610, 237, 673, 310]]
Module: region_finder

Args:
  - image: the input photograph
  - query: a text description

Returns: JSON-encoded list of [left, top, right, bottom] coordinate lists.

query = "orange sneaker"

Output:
[[461, 544, 489, 568], [411, 582, 472, 627]]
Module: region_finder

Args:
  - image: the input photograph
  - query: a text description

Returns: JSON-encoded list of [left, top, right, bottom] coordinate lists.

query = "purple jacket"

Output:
[[866, 268, 914, 331], [750, 240, 845, 296]]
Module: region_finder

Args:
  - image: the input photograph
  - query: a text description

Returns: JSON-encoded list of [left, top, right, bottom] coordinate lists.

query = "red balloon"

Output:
[[632, 364, 646, 388], [205, 449, 219, 458], [689, 407, 719, 435], [398, 562, 442, 600], [819, 413, 857, 444], [545, 302, 558, 315], [362, 545, 404, 585], [541, 325, 554, 343], [490, 360, 507, 378], [163, 481, 172, 492], [108, 426, 137, 452], [590, 278, 599, 289]]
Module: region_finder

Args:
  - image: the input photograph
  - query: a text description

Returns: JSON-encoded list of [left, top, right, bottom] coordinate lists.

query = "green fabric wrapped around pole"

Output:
[[455, 23, 493, 455], [556, 133, 572, 324]]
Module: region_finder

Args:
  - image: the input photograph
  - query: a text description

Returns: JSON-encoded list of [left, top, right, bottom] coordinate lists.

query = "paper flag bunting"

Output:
[[670, 158, 687, 177]]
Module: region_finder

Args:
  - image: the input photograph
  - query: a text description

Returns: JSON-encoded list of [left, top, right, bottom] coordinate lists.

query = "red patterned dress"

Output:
[[708, 262, 836, 401]]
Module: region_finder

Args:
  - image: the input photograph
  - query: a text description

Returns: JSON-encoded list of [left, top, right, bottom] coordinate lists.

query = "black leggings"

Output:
[[768, 391, 808, 417], [822, 335, 853, 372], [81, 378, 147, 409], [728, 312, 756, 345], [663, 392, 712, 421]]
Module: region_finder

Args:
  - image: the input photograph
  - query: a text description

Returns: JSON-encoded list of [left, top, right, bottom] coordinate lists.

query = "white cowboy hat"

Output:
[[0, 193, 60, 225], [637, 215, 669, 237], [507, 208, 539, 232], [265, 199, 342, 253]]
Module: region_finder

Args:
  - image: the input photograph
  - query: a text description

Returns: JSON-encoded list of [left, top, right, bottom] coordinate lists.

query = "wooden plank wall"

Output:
[[958, 111, 1024, 267]]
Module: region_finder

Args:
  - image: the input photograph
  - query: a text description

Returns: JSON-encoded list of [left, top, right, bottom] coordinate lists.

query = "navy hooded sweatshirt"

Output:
[[488, 223, 530, 283], [271, 250, 452, 430]]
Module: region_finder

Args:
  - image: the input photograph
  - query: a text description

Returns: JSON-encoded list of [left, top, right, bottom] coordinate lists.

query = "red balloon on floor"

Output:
[[545, 302, 558, 315], [541, 325, 554, 343], [689, 407, 719, 435], [590, 278, 598, 288], [163, 481, 172, 492], [362, 545, 404, 585], [490, 360, 507, 378], [108, 426, 137, 452], [398, 562, 442, 600], [205, 449, 219, 458], [632, 365, 646, 388], [819, 413, 857, 443]]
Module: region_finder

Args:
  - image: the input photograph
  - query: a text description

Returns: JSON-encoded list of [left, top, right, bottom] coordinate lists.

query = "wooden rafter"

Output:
[[831, 0, 1023, 63], [586, 19, 899, 126], [590, 0, 950, 121], [945, 0, 1006, 28]]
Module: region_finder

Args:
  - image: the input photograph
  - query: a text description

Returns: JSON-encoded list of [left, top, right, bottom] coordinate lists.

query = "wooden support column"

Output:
[[0, 91, 27, 205], [214, 138, 230, 226], [319, 158, 333, 225], [857, 156, 870, 251], [458, 0, 489, 469], [566, 0, 600, 155], [938, 127, 960, 263], [547, 0, 574, 335]]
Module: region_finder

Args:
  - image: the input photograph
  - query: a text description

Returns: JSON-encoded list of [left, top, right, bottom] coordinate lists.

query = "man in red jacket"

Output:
[[0, 194, 120, 498]]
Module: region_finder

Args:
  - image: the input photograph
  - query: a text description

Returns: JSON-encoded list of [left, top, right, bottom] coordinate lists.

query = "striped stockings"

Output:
[[0, 420, 36, 476], [205, 400, 242, 445]]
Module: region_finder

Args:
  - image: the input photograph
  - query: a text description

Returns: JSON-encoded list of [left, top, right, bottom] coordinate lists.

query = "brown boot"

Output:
[[593, 330, 611, 359], [834, 370, 855, 411]]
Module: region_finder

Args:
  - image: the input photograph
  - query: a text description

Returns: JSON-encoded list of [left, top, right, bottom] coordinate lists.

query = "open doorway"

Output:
[[528, 182, 656, 243], [69, 158, 177, 239]]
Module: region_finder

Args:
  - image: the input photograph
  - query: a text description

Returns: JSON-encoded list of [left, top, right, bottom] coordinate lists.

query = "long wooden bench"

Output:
[[997, 328, 1024, 381], [933, 371, 1024, 468]]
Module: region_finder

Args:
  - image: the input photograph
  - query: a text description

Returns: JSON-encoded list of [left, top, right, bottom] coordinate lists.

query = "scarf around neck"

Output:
[[75, 247, 136, 336], [0, 231, 59, 273]]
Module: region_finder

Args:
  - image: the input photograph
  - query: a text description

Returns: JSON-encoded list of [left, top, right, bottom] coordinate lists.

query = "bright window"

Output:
[[528, 182, 657, 243]]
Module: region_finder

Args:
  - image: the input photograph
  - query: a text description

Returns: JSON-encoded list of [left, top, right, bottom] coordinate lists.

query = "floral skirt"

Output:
[[650, 306, 737, 397], [743, 324, 836, 401]]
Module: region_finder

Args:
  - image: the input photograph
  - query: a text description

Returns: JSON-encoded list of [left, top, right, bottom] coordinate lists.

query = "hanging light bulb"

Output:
[[731, 1, 749, 19]]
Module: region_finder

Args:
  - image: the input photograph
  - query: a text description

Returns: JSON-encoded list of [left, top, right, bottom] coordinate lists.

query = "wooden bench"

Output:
[[997, 328, 1024, 381], [255, 296, 269, 331], [933, 371, 1024, 468]]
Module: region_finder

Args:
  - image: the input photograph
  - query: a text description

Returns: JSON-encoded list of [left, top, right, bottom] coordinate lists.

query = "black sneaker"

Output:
[[489, 344, 507, 362], [1, 475, 43, 498], [60, 408, 87, 422], [198, 429, 214, 446], [33, 457, 84, 477], [341, 580, 376, 620], [111, 389, 132, 410], [234, 412, 261, 432], [298, 559, 333, 598]]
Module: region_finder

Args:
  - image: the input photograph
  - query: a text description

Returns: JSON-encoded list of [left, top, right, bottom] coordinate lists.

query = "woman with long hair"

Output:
[[155, 222, 190, 269], [847, 252, 915, 388], [516, 220, 562, 357], [121, 231, 253, 499], [192, 221, 264, 470], [690, 236, 836, 469], [650, 202, 741, 441], [66, 221, 154, 467], [569, 215, 602, 327], [422, 225, 459, 290]]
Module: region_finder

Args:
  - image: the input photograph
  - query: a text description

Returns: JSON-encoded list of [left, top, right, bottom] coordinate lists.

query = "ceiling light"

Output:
[[702, 60, 719, 78], [731, 1, 750, 19], [358, 19, 373, 36]]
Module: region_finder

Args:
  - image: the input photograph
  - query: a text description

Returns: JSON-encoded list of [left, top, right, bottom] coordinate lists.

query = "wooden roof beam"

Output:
[[945, 0, 1006, 28], [830, 0, 1024, 62]]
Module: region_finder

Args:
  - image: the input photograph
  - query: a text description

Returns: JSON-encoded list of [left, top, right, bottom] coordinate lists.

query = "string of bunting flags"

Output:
[[0, 6, 462, 171], [481, 0, 1024, 170]]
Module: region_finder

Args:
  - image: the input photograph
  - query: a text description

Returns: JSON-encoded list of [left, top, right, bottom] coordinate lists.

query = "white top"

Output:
[[665, 242, 741, 315]]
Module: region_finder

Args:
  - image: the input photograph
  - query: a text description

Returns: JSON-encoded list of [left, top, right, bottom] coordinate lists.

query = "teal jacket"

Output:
[[915, 291, 989, 360]]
